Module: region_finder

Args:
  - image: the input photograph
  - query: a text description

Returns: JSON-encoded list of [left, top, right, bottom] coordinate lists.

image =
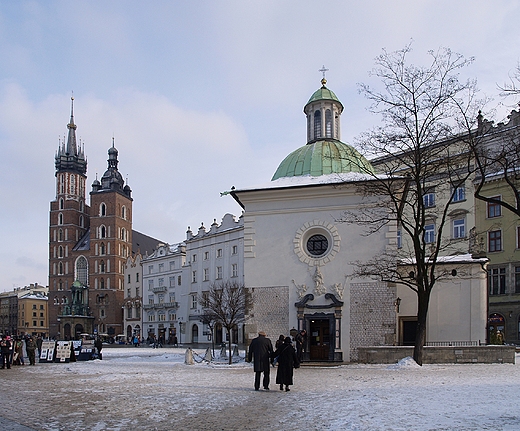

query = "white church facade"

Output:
[[130, 78, 488, 362]]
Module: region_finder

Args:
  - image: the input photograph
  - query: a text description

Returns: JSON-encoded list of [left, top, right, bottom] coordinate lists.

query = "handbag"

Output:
[[12, 352, 19, 361]]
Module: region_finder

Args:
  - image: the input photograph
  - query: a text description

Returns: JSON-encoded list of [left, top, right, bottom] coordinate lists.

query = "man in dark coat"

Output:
[[1, 336, 11, 369], [247, 331, 273, 391], [295, 329, 306, 361], [25, 336, 37, 365], [273, 336, 300, 391]]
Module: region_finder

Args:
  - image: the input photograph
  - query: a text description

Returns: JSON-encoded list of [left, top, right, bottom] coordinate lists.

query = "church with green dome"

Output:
[[231, 78, 398, 362]]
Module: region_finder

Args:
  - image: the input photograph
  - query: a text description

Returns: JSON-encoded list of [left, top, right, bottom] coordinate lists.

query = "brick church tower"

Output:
[[48, 98, 133, 340]]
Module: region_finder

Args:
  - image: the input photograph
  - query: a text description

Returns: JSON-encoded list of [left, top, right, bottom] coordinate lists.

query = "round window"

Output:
[[306, 234, 329, 256]]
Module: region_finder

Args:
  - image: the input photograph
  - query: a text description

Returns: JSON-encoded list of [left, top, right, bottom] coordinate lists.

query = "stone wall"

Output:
[[245, 286, 289, 345], [350, 282, 396, 361], [357, 345, 516, 364]]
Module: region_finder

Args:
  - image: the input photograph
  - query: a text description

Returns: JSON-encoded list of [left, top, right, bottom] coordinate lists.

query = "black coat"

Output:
[[248, 335, 273, 372], [273, 342, 299, 386]]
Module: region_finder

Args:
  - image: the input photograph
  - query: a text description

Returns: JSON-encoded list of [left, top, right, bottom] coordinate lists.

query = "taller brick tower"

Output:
[[48, 97, 92, 339], [48, 99, 133, 340]]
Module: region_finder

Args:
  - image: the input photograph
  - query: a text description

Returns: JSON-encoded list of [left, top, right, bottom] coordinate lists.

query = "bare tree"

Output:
[[199, 311, 217, 358], [347, 44, 484, 365], [198, 280, 250, 365]]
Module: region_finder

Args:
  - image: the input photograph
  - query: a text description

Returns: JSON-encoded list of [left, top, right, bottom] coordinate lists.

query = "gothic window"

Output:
[[58, 246, 64, 258], [79, 215, 84, 228], [100, 278, 105, 289], [100, 260, 105, 273], [76, 256, 88, 285], [58, 262, 64, 275], [121, 205, 126, 220], [100, 225, 106, 238], [100, 242, 106, 255], [325, 109, 332, 138], [100, 203, 106, 216], [59, 198, 64, 210], [58, 229, 63, 241], [80, 200, 84, 212], [70, 174, 76, 195], [58, 213, 63, 225], [121, 228, 127, 241], [314, 110, 322, 139]]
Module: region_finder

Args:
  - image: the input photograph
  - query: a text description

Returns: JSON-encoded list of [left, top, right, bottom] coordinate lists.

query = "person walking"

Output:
[[1, 336, 11, 369], [26, 336, 37, 365], [13, 337, 24, 365], [247, 331, 273, 391], [273, 336, 300, 392], [94, 337, 103, 360]]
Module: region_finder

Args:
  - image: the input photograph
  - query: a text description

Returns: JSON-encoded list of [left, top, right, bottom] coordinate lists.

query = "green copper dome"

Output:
[[305, 80, 343, 110], [271, 139, 375, 180]]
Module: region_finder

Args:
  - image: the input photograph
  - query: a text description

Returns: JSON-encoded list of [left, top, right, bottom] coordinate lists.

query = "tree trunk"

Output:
[[413, 291, 430, 366], [227, 330, 232, 365]]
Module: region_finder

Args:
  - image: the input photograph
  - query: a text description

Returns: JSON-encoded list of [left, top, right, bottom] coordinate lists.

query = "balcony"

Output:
[[152, 286, 167, 293]]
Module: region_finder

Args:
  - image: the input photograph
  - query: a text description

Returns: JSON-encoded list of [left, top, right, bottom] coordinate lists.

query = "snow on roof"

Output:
[[399, 253, 488, 265], [236, 172, 386, 192]]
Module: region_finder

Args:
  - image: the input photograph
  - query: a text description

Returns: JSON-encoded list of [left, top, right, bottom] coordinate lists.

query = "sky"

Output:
[[2, 347, 520, 430], [1, 1, 520, 290]]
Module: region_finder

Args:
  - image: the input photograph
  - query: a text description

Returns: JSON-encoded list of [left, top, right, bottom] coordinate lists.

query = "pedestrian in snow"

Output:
[[26, 336, 37, 365], [94, 337, 103, 360], [1, 336, 11, 369], [13, 337, 24, 365], [36, 336, 43, 358], [295, 329, 306, 362], [273, 336, 300, 391], [247, 331, 273, 391]]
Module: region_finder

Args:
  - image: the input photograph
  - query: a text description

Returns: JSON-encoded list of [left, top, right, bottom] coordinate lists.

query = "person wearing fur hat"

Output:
[[272, 336, 300, 391], [247, 331, 273, 391]]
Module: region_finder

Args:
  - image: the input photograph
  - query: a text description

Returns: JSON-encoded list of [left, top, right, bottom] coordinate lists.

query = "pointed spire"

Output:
[[66, 94, 78, 155]]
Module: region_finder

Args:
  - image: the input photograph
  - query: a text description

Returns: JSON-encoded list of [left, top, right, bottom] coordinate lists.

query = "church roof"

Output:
[[305, 84, 343, 109], [271, 139, 374, 180]]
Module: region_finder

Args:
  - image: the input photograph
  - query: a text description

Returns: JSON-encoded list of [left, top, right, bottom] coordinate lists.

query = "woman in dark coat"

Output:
[[273, 336, 299, 391]]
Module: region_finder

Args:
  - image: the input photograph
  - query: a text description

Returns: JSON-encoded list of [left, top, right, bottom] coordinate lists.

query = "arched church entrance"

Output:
[[488, 313, 505, 344]]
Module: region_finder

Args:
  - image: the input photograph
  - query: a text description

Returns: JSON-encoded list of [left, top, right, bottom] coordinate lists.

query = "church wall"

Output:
[[239, 183, 396, 361], [350, 281, 397, 362], [246, 286, 289, 343]]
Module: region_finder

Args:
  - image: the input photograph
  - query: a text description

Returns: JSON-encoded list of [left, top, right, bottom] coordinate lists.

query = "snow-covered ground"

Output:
[[0, 346, 519, 431]]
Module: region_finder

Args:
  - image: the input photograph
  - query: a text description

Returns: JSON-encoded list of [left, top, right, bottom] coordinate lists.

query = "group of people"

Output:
[[0, 334, 41, 369], [248, 330, 306, 392]]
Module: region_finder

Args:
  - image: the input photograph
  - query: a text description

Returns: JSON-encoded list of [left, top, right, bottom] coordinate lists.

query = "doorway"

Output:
[[400, 318, 417, 346], [309, 319, 330, 360]]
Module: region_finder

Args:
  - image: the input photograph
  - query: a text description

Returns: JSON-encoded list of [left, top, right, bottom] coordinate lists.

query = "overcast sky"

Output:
[[1, 1, 519, 291]]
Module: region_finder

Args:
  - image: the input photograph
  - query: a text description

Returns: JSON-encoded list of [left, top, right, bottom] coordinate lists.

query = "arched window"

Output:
[[325, 109, 332, 138], [59, 198, 64, 210], [59, 246, 64, 258], [100, 242, 106, 255], [314, 110, 322, 139], [100, 225, 106, 238], [76, 256, 88, 285], [58, 262, 64, 275], [100, 203, 106, 216], [58, 213, 63, 225], [54, 296, 59, 305], [58, 229, 63, 242], [100, 260, 105, 273], [192, 324, 199, 343], [100, 278, 105, 289], [80, 201, 84, 212], [79, 215, 84, 228], [70, 174, 76, 195], [121, 205, 126, 220]]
